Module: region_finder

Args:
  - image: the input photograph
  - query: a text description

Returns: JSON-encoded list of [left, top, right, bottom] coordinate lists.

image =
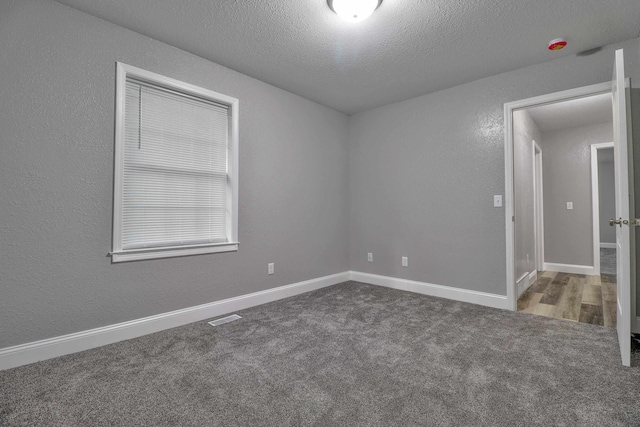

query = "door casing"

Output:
[[504, 81, 613, 311], [533, 141, 544, 273], [591, 142, 615, 277]]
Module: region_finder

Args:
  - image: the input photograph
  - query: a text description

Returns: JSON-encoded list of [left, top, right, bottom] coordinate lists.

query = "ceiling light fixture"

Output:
[[327, 0, 383, 23]]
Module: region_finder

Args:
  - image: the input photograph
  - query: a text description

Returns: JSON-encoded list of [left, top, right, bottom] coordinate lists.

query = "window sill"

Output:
[[110, 242, 239, 263]]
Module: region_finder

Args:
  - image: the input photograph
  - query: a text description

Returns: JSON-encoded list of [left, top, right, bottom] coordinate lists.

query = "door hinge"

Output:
[[512, 215, 515, 222]]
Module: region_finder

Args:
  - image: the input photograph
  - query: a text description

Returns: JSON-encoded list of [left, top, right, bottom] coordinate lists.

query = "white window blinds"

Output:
[[122, 79, 230, 250]]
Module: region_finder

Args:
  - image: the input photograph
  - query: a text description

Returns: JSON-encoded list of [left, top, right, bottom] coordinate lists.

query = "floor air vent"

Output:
[[208, 314, 242, 327]]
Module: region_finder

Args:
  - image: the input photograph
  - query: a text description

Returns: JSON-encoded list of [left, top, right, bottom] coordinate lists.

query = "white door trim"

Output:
[[533, 141, 544, 272], [504, 81, 612, 311], [591, 142, 614, 277]]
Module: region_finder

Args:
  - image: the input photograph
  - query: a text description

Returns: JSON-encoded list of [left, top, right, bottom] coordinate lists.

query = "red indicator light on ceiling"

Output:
[[548, 39, 567, 51]]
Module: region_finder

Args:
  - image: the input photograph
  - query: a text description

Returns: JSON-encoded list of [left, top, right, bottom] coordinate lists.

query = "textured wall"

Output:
[[348, 37, 640, 297], [3, 1, 640, 350], [0, 0, 349, 348], [541, 123, 614, 266], [513, 110, 541, 281], [598, 157, 616, 244]]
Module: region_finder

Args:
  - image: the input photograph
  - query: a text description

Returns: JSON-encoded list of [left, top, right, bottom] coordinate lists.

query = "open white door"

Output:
[[611, 48, 632, 367]]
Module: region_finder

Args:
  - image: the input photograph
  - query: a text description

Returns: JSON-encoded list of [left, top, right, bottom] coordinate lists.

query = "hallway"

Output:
[[517, 271, 616, 327]]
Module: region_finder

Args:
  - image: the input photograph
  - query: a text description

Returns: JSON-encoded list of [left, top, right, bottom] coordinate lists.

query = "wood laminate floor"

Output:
[[517, 271, 616, 328]]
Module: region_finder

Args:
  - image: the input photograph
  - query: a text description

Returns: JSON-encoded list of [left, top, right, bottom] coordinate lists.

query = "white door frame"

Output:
[[504, 81, 612, 311], [533, 141, 544, 272], [591, 142, 615, 277]]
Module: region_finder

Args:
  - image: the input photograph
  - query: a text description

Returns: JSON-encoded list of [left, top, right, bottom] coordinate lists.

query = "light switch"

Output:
[[566, 202, 573, 210], [493, 195, 502, 208]]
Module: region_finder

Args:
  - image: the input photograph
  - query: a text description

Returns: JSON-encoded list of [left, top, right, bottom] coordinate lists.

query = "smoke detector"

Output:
[[548, 38, 567, 51]]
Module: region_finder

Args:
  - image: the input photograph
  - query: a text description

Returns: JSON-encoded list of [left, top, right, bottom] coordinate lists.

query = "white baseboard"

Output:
[[543, 262, 595, 275], [516, 272, 528, 285], [516, 273, 528, 298], [600, 242, 616, 249], [516, 271, 537, 298], [349, 271, 509, 310], [0, 271, 350, 371]]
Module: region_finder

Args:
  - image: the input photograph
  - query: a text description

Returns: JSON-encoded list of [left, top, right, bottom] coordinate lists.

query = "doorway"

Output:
[[510, 90, 616, 327], [505, 49, 635, 367]]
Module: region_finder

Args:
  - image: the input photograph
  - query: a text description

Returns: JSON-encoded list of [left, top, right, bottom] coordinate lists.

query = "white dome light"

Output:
[[328, 0, 382, 23]]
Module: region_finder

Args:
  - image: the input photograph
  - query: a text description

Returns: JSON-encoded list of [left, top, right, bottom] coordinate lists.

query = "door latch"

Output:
[[609, 218, 640, 227]]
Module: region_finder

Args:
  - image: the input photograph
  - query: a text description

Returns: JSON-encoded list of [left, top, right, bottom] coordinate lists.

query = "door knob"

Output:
[[609, 218, 624, 227]]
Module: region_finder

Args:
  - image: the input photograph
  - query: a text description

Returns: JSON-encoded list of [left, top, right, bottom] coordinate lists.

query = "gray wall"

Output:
[[349, 37, 640, 297], [0, 0, 349, 348], [599, 155, 616, 245], [3, 1, 640, 350], [540, 122, 613, 266], [513, 110, 541, 281]]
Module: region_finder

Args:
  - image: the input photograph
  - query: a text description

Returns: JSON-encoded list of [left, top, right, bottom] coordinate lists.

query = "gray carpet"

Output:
[[1, 281, 640, 426], [601, 248, 617, 275]]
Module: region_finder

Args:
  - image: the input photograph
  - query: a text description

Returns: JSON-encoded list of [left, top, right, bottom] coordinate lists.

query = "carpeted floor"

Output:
[[601, 247, 617, 275], [1, 281, 639, 426]]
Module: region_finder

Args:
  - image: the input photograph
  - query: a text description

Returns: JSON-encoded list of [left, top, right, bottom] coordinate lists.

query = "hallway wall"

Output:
[[541, 122, 614, 267]]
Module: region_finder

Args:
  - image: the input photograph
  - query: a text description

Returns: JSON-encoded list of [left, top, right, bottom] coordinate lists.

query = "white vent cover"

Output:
[[208, 314, 242, 327]]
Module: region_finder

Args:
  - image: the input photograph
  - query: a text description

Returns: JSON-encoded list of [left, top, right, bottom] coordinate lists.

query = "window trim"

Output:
[[111, 62, 239, 262]]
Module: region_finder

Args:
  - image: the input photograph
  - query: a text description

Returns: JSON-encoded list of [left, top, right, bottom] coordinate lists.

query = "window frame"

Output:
[[111, 62, 239, 262]]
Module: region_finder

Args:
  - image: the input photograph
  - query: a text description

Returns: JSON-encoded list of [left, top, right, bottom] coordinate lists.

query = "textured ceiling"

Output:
[[527, 92, 612, 133], [53, 0, 640, 114]]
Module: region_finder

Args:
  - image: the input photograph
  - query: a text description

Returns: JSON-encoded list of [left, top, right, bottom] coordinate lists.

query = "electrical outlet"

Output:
[[367, 252, 373, 262], [566, 202, 573, 210], [268, 263, 274, 275], [402, 257, 408, 267]]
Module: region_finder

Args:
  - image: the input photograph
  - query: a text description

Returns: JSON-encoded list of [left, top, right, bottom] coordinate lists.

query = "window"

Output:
[[111, 63, 238, 262]]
